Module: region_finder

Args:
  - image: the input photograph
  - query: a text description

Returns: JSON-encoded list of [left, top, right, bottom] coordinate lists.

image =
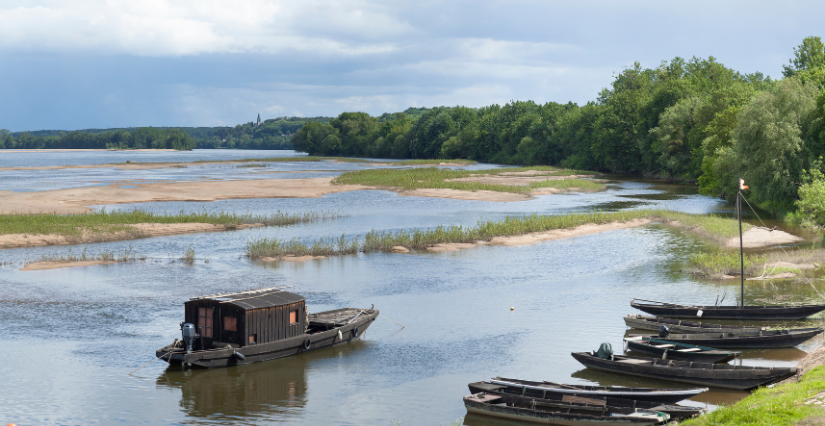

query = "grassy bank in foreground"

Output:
[[0, 209, 343, 239], [331, 165, 604, 194], [682, 366, 825, 426], [246, 209, 748, 258]]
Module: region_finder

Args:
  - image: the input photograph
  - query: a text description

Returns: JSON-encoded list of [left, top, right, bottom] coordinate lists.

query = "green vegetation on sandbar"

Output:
[[391, 159, 477, 166], [331, 166, 604, 194], [682, 366, 825, 426], [35, 245, 145, 263], [0, 209, 344, 238], [246, 209, 747, 259], [688, 248, 824, 278]]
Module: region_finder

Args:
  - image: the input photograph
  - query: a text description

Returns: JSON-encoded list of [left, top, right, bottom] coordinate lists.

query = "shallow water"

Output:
[[0, 151, 822, 425]]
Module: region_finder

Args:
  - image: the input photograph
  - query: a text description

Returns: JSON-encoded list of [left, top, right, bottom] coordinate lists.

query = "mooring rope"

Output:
[[380, 314, 405, 329], [740, 196, 825, 303]]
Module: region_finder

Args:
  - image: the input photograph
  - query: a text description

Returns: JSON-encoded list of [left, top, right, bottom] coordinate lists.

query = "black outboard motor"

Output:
[[658, 325, 671, 338], [181, 323, 198, 353]]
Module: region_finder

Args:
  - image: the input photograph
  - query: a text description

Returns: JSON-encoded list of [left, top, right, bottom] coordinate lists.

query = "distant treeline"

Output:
[[292, 37, 825, 211], [0, 116, 332, 151]]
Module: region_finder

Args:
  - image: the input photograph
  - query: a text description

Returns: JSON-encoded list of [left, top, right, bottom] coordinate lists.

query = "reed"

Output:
[[180, 244, 196, 264], [687, 248, 824, 278], [34, 245, 145, 263], [331, 166, 603, 194], [0, 209, 345, 239], [681, 366, 825, 426], [246, 209, 747, 259]]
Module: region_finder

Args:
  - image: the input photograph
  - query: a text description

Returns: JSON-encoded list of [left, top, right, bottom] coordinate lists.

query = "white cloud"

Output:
[[0, 0, 408, 56]]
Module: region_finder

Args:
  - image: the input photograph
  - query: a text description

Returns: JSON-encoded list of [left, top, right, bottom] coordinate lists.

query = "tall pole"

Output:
[[738, 184, 744, 309]]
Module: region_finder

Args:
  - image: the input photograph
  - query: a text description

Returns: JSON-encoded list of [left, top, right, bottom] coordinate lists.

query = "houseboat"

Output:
[[155, 287, 379, 368]]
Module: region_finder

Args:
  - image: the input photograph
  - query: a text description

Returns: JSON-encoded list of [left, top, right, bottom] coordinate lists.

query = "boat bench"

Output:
[[677, 348, 702, 352]]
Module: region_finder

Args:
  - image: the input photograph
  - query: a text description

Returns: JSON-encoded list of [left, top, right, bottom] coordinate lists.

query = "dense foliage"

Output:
[[291, 37, 825, 212]]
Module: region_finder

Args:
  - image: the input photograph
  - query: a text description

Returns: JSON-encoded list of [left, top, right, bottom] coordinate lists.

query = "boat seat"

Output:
[[653, 344, 675, 348], [677, 348, 702, 352]]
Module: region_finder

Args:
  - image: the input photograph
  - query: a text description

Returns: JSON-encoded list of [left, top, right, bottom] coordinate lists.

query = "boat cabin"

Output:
[[184, 288, 307, 349]]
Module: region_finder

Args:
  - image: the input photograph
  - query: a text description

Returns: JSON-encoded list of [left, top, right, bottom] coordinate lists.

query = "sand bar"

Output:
[[21, 260, 116, 270], [725, 227, 804, 248], [258, 255, 327, 263], [0, 223, 262, 249]]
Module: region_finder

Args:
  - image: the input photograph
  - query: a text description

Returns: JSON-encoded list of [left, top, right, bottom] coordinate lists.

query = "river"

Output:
[[0, 150, 822, 425]]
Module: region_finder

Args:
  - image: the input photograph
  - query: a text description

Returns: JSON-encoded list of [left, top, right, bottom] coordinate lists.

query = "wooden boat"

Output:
[[637, 327, 824, 349], [464, 392, 670, 425], [468, 380, 704, 420], [571, 351, 796, 390], [631, 299, 825, 320], [624, 314, 768, 334], [155, 287, 378, 368], [470, 377, 706, 404], [624, 336, 740, 362]]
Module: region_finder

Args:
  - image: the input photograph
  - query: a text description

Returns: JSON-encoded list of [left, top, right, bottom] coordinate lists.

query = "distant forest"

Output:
[[3, 37, 824, 211], [0, 117, 332, 151]]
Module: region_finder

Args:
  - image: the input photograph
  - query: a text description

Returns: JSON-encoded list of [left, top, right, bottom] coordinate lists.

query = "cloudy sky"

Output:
[[0, 0, 822, 131]]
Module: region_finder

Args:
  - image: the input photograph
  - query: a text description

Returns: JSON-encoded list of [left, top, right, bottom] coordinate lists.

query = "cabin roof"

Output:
[[188, 287, 306, 310]]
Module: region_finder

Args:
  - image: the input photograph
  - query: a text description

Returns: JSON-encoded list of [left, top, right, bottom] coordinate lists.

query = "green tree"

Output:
[[783, 36, 825, 77]]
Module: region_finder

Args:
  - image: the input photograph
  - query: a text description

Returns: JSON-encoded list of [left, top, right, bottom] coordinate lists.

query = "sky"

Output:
[[0, 0, 823, 132]]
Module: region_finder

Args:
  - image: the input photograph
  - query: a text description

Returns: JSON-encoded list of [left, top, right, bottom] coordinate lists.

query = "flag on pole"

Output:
[[739, 178, 749, 190]]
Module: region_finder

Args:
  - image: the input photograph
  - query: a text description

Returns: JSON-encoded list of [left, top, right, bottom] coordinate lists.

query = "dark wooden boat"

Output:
[[637, 327, 824, 349], [624, 314, 768, 334], [631, 299, 825, 320], [624, 336, 740, 362], [155, 287, 378, 368], [571, 351, 796, 390], [471, 377, 706, 404], [468, 380, 704, 420], [464, 392, 670, 425]]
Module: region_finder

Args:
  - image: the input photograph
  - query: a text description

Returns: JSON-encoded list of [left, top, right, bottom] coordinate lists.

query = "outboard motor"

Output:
[[658, 325, 671, 338], [181, 323, 198, 353], [596, 342, 613, 360]]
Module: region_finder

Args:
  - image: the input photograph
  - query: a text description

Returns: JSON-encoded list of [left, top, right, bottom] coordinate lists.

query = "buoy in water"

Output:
[[510, 307, 514, 311]]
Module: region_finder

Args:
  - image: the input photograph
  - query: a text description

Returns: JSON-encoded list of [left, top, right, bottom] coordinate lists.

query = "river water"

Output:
[[0, 150, 822, 425]]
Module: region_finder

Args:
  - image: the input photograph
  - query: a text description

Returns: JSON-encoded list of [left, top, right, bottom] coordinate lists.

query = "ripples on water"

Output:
[[0, 151, 821, 425]]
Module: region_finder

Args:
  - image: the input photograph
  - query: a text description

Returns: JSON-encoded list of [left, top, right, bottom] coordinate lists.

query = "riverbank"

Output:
[[246, 210, 788, 261], [0, 210, 341, 249], [687, 246, 823, 280], [682, 366, 825, 426]]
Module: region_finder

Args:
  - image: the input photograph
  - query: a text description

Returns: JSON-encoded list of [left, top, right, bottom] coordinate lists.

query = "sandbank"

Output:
[[425, 219, 653, 252], [446, 174, 591, 186], [398, 188, 530, 202], [0, 223, 262, 249], [21, 260, 116, 271], [0, 177, 366, 214], [258, 255, 327, 262], [726, 227, 803, 248]]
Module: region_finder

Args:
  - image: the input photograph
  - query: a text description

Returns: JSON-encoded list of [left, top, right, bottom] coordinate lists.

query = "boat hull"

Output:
[[571, 352, 795, 391], [631, 302, 825, 320], [464, 393, 667, 426], [156, 309, 378, 368], [625, 338, 739, 363], [623, 314, 766, 334], [649, 328, 823, 349], [473, 377, 706, 405]]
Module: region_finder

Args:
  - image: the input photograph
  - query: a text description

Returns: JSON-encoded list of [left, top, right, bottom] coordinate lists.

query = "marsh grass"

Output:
[[332, 166, 603, 194], [392, 159, 477, 166], [235, 163, 268, 168], [0, 209, 345, 240], [246, 209, 746, 259], [35, 245, 145, 263], [682, 366, 825, 426], [180, 244, 196, 264], [688, 248, 825, 278]]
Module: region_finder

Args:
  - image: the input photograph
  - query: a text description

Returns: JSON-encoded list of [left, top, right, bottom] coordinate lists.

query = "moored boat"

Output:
[[464, 392, 670, 425], [468, 379, 704, 420], [635, 327, 824, 349], [623, 336, 740, 362], [155, 287, 378, 368], [470, 377, 706, 404], [631, 299, 825, 320], [624, 314, 769, 334], [571, 351, 796, 390]]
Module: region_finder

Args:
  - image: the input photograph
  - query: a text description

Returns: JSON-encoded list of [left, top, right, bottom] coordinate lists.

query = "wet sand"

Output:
[[726, 227, 803, 248], [0, 223, 263, 249], [21, 260, 117, 270]]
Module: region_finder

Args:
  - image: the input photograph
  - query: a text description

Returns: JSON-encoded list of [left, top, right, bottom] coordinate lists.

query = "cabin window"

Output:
[[249, 334, 257, 344], [289, 310, 299, 325], [198, 307, 213, 338], [223, 316, 237, 331]]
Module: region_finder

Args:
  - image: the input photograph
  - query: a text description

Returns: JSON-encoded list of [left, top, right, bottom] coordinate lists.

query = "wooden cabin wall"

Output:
[[184, 300, 245, 346], [244, 301, 305, 345]]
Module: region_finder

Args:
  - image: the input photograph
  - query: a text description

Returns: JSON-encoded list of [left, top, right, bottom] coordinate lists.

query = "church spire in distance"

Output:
[[256, 113, 261, 127]]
